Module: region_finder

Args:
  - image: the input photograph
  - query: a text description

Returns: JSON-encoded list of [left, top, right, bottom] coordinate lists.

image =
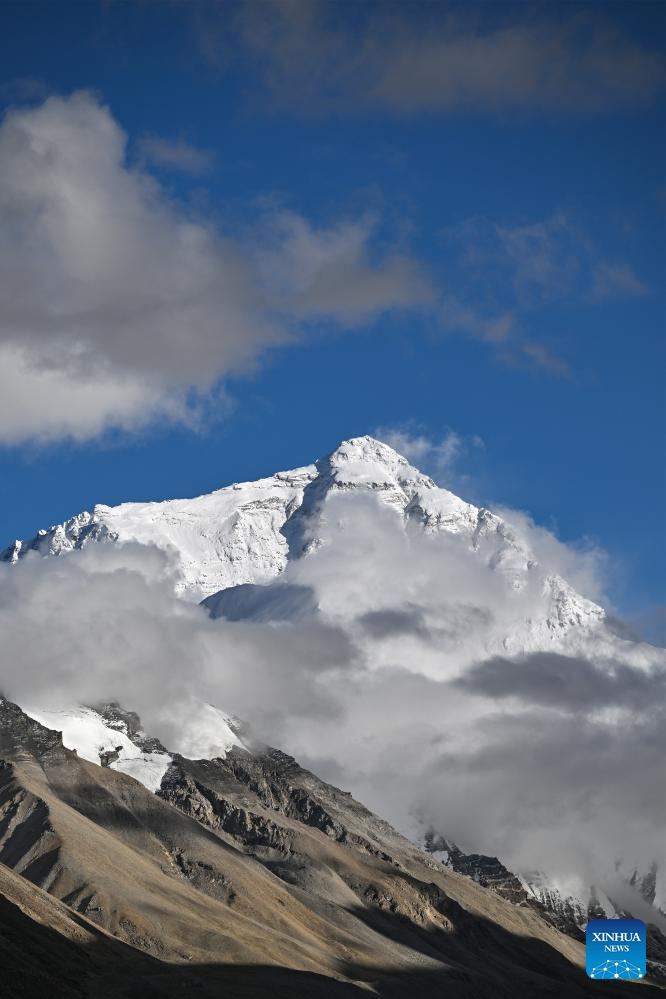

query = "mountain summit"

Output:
[[1, 436, 432, 599], [2, 435, 603, 644]]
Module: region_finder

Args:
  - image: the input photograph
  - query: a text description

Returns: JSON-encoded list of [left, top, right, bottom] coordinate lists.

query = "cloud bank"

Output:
[[0, 490, 663, 896]]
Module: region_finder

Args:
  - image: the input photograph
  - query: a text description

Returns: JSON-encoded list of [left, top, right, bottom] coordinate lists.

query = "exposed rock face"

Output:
[[424, 833, 530, 906], [93, 701, 169, 755], [98, 746, 123, 767], [6, 693, 665, 986], [0, 696, 65, 759], [159, 763, 294, 855], [159, 748, 399, 865]]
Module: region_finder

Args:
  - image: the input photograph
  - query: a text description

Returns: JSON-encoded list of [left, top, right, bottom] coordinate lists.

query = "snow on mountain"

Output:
[[2, 436, 605, 643], [202, 581, 318, 622], [20, 701, 248, 793], [2, 465, 318, 601], [24, 705, 172, 792]]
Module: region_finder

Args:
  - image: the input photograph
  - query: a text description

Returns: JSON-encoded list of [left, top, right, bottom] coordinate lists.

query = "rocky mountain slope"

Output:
[[3, 692, 665, 988], [0, 696, 659, 997]]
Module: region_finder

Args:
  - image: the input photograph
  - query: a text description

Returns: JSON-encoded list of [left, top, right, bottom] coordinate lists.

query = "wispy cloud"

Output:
[[589, 261, 650, 301], [438, 212, 648, 374], [136, 134, 216, 175], [444, 212, 645, 307], [255, 210, 434, 323], [229, 1, 665, 116], [520, 342, 571, 378], [373, 425, 484, 484]]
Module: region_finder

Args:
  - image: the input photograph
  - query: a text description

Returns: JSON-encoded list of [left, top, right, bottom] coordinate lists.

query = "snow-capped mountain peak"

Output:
[[1, 435, 604, 641], [319, 435, 436, 493], [0, 436, 436, 601]]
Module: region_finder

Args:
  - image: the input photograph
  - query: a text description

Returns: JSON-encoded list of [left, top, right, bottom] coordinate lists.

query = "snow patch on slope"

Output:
[[22, 702, 248, 786], [3, 466, 317, 601], [24, 705, 171, 792]]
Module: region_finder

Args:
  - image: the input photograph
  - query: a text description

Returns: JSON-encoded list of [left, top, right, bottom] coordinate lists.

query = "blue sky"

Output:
[[0, 0, 664, 635]]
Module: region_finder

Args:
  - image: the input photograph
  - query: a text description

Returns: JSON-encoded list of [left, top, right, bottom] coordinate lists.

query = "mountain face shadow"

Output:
[[279, 451, 334, 562], [336, 901, 661, 999], [0, 885, 366, 999], [3, 879, 662, 999], [202, 581, 318, 623]]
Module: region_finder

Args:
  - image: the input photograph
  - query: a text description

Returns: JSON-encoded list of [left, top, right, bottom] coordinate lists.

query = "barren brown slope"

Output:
[[0, 752, 382, 977], [0, 861, 368, 998], [0, 700, 661, 997], [0, 860, 162, 999]]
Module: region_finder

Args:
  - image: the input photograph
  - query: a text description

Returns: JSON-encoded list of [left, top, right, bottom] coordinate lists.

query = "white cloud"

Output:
[[371, 428, 607, 606], [0, 91, 431, 444], [372, 427, 436, 465], [0, 344, 190, 444], [0, 91, 644, 443]]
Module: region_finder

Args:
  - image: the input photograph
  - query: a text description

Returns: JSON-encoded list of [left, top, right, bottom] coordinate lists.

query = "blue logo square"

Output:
[[586, 918, 646, 980]]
